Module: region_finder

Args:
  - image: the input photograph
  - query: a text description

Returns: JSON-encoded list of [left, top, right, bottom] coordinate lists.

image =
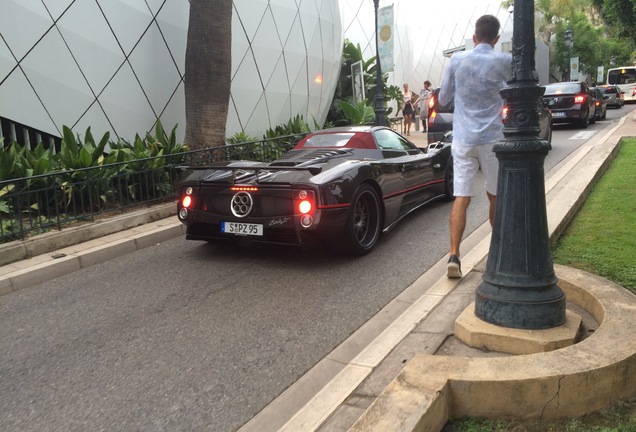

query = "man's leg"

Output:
[[487, 192, 496, 226], [447, 196, 469, 278], [449, 196, 471, 257]]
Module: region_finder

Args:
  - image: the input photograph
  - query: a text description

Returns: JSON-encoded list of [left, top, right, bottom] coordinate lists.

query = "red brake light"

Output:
[[231, 185, 258, 192], [294, 190, 315, 215], [298, 200, 312, 214], [429, 111, 436, 125], [574, 94, 586, 104], [428, 96, 435, 109], [182, 195, 192, 208]]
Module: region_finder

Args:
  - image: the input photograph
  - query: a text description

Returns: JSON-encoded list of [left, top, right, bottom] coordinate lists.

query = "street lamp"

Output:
[[564, 29, 573, 81], [474, 0, 566, 329], [373, 0, 385, 126]]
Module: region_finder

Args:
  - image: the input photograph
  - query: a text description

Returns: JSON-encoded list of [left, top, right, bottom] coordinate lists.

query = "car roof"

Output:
[[293, 126, 389, 150]]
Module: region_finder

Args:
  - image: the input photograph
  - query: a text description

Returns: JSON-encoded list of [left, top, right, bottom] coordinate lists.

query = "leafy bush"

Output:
[[340, 99, 375, 125]]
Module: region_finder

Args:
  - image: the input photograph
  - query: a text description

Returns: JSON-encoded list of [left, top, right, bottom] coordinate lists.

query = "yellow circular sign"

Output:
[[380, 25, 391, 42]]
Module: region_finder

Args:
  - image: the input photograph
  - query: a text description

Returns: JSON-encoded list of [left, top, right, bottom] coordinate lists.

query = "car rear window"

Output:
[[295, 132, 376, 150], [599, 86, 617, 94], [544, 83, 582, 94]]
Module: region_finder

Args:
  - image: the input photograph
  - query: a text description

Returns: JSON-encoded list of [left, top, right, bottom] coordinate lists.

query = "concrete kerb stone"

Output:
[[0, 206, 183, 296], [0, 202, 176, 267], [348, 265, 636, 432]]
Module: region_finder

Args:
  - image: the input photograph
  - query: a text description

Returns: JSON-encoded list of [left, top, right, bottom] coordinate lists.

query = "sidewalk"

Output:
[[244, 114, 636, 432], [1, 115, 635, 431]]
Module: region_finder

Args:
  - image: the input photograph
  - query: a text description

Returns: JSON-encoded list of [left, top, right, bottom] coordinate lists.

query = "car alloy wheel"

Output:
[[344, 184, 381, 255]]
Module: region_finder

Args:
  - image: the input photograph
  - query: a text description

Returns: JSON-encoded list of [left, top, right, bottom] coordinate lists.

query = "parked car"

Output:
[[427, 87, 552, 144], [596, 84, 624, 108], [427, 88, 454, 144], [177, 126, 454, 255], [502, 99, 553, 143], [590, 87, 608, 120], [542, 82, 596, 128]]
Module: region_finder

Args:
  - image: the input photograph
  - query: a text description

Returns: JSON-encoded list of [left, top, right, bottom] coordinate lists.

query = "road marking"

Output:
[[569, 131, 597, 140]]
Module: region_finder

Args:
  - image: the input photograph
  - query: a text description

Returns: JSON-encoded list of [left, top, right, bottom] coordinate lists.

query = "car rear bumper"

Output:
[[181, 207, 349, 249], [549, 108, 588, 123]]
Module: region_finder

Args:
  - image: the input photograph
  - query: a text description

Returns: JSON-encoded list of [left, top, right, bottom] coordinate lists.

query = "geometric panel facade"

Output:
[[0, 0, 343, 145], [1, 0, 514, 146]]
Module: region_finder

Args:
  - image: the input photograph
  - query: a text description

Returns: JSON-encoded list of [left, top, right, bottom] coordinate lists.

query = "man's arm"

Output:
[[438, 60, 455, 106]]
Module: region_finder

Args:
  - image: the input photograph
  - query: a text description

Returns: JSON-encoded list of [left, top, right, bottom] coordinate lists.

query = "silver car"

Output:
[[597, 85, 624, 108]]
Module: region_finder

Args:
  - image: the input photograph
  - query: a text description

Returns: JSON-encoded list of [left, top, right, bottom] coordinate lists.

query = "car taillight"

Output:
[[299, 200, 312, 214], [502, 106, 509, 123], [294, 189, 316, 228], [574, 94, 586, 104], [230, 185, 258, 192], [294, 190, 315, 214], [182, 195, 192, 208], [595, 100, 600, 106], [428, 111, 436, 125]]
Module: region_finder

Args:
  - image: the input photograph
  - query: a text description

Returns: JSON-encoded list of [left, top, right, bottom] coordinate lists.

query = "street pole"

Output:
[[474, 0, 566, 329], [565, 29, 572, 81], [373, 0, 385, 126]]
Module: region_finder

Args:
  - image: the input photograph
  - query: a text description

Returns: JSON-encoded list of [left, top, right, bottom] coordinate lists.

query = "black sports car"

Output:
[[176, 126, 454, 255]]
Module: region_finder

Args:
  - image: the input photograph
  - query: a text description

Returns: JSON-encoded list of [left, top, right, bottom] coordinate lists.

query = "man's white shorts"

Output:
[[451, 141, 498, 197]]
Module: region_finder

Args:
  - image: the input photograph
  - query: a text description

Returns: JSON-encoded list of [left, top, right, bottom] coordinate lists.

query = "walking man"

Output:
[[438, 15, 512, 278]]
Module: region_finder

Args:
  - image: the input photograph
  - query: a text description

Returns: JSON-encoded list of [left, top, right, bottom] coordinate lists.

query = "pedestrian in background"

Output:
[[438, 14, 512, 278], [402, 83, 415, 136], [419, 80, 434, 132]]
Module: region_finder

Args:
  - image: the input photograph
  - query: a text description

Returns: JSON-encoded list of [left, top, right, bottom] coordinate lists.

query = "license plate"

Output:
[[221, 221, 263, 236], [552, 112, 565, 117]]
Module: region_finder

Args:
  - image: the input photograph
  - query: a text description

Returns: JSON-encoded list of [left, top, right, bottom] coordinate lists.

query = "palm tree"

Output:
[[184, 1, 232, 150]]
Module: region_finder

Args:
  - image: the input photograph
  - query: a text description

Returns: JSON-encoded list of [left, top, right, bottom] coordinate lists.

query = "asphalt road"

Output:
[[0, 106, 632, 432]]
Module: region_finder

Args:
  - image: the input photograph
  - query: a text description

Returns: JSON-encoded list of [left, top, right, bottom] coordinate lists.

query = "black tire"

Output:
[[443, 156, 455, 201], [578, 116, 588, 129], [589, 111, 596, 124], [341, 184, 382, 255]]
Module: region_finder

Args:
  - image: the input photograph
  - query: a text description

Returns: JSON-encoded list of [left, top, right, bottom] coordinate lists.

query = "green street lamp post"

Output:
[[373, 0, 385, 126], [474, 0, 567, 329], [565, 29, 572, 81]]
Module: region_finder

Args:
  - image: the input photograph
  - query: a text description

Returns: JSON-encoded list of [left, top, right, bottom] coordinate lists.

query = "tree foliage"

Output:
[[502, 0, 635, 80], [593, 0, 636, 45], [327, 40, 401, 126]]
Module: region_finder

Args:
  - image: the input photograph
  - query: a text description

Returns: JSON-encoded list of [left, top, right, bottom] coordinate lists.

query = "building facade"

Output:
[[1, 0, 519, 146]]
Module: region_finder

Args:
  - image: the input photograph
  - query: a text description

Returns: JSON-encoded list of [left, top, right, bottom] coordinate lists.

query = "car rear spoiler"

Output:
[[177, 164, 323, 180]]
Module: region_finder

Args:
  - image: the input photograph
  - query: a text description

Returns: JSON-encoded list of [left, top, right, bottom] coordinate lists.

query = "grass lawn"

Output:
[[447, 137, 636, 431], [552, 137, 636, 294]]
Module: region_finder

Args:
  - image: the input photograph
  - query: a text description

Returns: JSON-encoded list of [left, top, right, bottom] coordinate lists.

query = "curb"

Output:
[[0, 202, 177, 267]]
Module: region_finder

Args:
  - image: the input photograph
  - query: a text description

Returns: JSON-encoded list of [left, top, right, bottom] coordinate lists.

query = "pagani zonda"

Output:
[[177, 126, 453, 255]]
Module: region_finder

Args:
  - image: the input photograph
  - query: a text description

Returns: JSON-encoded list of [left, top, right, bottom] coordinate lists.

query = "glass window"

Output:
[[374, 129, 414, 151], [302, 133, 354, 147], [544, 83, 583, 94]]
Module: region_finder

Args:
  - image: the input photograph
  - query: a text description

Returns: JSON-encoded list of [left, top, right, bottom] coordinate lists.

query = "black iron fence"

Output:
[[0, 134, 306, 243]]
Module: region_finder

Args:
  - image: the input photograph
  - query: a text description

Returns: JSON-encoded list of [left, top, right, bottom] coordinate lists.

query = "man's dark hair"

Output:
[[475, 15, 500, 43]]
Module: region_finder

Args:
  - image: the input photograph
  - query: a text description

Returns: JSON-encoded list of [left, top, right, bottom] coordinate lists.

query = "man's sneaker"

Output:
[[447, 255, 462, 278]]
